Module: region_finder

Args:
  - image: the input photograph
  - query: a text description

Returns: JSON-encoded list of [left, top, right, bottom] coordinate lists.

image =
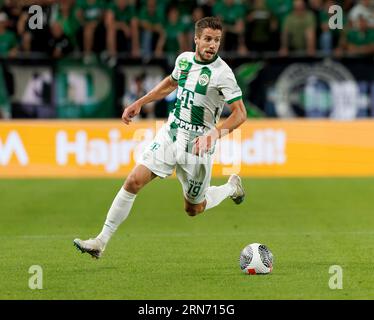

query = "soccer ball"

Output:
[[239, 243, 274, 275]]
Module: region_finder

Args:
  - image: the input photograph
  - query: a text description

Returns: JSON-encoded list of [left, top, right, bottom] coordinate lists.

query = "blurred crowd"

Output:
[[0, 0, 373, 62]]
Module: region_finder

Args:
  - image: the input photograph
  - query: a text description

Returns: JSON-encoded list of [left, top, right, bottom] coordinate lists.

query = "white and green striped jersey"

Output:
[[167, 51, 242, 152]]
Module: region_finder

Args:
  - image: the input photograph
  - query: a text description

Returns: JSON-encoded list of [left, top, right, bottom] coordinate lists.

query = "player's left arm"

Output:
[[192, 99, 247, 155], [215, 99, 247, 138]]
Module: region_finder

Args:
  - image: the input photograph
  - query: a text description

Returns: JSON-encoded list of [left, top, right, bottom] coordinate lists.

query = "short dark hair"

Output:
[[195, 17, 222, 37]]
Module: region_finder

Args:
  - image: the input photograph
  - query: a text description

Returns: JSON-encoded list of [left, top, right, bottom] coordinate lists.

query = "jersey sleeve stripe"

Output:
[[170, 74, 178, 81], [226, 96, 242, 104]]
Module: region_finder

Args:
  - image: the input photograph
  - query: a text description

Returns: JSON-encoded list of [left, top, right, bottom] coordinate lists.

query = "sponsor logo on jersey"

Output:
[[173, 117, 205, 133]]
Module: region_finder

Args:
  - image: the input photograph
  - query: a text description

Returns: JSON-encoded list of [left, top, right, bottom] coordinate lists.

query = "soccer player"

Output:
[[74, 17, 247, 259]]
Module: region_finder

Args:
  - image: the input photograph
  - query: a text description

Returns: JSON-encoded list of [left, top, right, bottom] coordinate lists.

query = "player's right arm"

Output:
[[122, 75, 178, 125]]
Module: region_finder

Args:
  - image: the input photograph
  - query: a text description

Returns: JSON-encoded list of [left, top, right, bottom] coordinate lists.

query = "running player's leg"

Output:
[[73, 165, 156, 258], [176, 153, 209, 216], [74, 125, 176, 258], [184, 198, 206, 216], [95, 164, 157, 245], [205, 174, 245, 208], [183, 174, 245, 215], [177, 154, 244, 216], [96, 125, 175, 245]]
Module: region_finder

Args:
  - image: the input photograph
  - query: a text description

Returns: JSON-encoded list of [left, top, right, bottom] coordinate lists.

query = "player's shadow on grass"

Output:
[[71, 266, 119, 273]]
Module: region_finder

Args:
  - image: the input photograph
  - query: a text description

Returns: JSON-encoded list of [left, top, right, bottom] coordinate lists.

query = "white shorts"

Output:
[[138, 125, 213, 204]]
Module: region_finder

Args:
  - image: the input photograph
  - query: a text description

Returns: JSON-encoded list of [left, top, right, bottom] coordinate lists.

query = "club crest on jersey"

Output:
[[179, 58, 189, 70], [198, 73, 210, 86]]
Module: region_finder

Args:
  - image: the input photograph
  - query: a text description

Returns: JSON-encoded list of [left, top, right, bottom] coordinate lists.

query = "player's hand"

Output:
[[192, 128, 219, 156], [122, 102, 141, 125]]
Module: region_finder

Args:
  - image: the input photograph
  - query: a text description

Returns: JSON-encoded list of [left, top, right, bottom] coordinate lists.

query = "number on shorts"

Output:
[[187, 183, 201, 197]]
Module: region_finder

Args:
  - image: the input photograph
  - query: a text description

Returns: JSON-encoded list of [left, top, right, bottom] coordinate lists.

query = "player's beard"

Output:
[[197, 47, 216, 62]]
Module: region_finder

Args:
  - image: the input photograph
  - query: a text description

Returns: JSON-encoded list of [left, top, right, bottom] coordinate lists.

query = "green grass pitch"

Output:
[[1, 177, 374, 300]]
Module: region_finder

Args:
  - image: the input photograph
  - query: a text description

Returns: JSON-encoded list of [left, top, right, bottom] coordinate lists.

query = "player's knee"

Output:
[[185, 205, 204, 216], [185, 207, 198, 216], [124, 174, 143, 194]]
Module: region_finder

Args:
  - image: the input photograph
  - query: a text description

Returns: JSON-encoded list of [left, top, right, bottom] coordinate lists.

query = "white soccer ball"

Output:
[[239, 243, 274, 275]]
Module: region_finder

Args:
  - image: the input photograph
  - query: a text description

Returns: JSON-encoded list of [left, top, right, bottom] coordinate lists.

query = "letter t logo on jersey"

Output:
[[180, 89, 194, 110]]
